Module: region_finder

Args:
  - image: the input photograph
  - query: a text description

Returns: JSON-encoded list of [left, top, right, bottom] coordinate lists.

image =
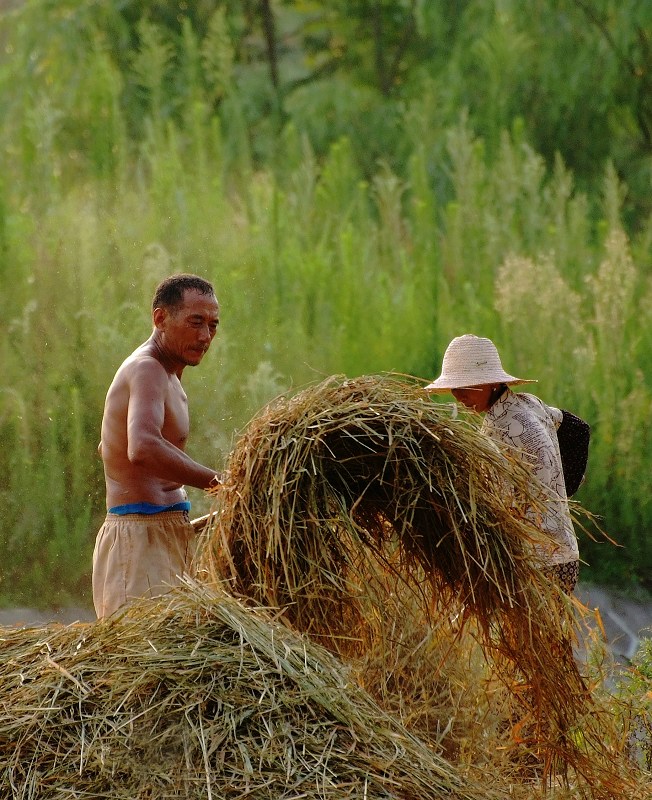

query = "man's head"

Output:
[[152, 274, 219, 370], [152, 273, 215, 313]]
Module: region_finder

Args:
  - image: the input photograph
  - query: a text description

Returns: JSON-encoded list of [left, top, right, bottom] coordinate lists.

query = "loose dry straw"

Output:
[[203, 375, 547, 628], [0, 582, 501, 800], [200, 374, 634, 795]]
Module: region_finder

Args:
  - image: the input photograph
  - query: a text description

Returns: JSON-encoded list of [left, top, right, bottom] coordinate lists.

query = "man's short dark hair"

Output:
[[152, 274, 215, 312]]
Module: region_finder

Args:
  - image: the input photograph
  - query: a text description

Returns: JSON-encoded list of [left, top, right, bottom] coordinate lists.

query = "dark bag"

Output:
[[557, 410, 591, 497]]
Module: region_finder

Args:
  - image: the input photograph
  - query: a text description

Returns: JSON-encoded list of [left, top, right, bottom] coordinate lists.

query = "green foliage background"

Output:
[[0, 0, 651, 606]]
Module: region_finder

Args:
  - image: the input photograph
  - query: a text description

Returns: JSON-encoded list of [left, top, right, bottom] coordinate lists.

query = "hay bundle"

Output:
[[201, 375, 629, 795], [0, 582, 502, 800], [203, 375, 571, 657], [204, 375, 549, 634]]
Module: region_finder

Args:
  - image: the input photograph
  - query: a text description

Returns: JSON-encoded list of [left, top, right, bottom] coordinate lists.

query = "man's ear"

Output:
[[152, 306, 167, 329]]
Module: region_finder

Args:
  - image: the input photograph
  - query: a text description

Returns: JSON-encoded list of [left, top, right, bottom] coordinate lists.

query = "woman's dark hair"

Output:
[[152, 274, 215, 312], [489, 383, 508, 408]]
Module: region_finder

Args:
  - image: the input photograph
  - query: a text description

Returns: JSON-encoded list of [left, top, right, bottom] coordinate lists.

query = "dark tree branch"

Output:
[[372, 0, 388, 95], [570, 0, 637, 72], [260, 0, 279, 89], [372, 0, 418, 96], [571, 0, 652, 152], [386, 0, 417, 92], [635, 26, 652, 150]]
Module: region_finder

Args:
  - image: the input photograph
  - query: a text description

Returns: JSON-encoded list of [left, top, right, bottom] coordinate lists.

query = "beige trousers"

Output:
[[92, 511, 196, 619]]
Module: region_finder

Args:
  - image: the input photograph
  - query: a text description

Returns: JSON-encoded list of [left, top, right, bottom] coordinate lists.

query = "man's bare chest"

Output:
[[162, 381, 190, 446]]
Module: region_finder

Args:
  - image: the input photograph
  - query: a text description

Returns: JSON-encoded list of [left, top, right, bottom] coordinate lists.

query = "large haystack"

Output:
[[0, 582, 502, 800], [199, 374, 630, 795], [203, 375, 551, 630], [202, 376, 576, 688]]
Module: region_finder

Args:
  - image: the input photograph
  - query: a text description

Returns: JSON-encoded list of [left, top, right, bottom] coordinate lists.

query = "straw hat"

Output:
[[425, 334, 536, 393]]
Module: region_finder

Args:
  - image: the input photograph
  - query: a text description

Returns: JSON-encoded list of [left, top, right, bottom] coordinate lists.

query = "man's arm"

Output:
[[126, 359, 218, 490]]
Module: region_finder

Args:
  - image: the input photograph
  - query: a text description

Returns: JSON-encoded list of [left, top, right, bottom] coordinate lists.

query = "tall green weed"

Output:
[[0, 5, 651, 605]]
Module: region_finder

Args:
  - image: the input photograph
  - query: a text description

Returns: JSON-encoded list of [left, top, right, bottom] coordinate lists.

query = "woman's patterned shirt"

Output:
[[482, 389, 579, 566]]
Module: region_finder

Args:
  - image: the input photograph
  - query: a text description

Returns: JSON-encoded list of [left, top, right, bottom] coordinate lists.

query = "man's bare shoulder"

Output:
[[111, 344, 169, 388], [103, 350, 167, 414]]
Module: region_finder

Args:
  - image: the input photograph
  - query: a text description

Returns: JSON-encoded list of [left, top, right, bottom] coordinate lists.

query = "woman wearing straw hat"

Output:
[[426, 334, 579, 594]]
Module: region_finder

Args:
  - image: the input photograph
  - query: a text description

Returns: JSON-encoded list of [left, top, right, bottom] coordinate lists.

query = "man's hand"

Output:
[[207, 473, 223, 492]]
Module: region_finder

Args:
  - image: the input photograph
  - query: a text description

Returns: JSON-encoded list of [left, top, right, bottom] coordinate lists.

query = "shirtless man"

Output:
[[92, 274, 221, 618]]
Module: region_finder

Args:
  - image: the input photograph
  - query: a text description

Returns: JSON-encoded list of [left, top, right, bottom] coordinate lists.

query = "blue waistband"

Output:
[[108, 501, 191, 515]]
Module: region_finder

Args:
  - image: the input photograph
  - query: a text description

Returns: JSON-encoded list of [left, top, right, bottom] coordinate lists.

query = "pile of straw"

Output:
[[204, 375, 550, 633], [0, 582, 502, 800], [200, 375, 629, 794], [203, 375, 570, 667]]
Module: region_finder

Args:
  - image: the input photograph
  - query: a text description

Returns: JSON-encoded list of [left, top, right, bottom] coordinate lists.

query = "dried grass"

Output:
[[0, 581, 502, 800], [202, 375, 550, 631], [350, 579, 650, 799], [199, 374, 636, 795]]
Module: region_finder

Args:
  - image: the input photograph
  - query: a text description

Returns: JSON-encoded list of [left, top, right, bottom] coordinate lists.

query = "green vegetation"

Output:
[[0, 0, 651, 606]]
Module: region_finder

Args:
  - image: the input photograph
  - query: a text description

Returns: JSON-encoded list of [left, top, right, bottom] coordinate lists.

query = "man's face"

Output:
[[156, 289, 219, 367]]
